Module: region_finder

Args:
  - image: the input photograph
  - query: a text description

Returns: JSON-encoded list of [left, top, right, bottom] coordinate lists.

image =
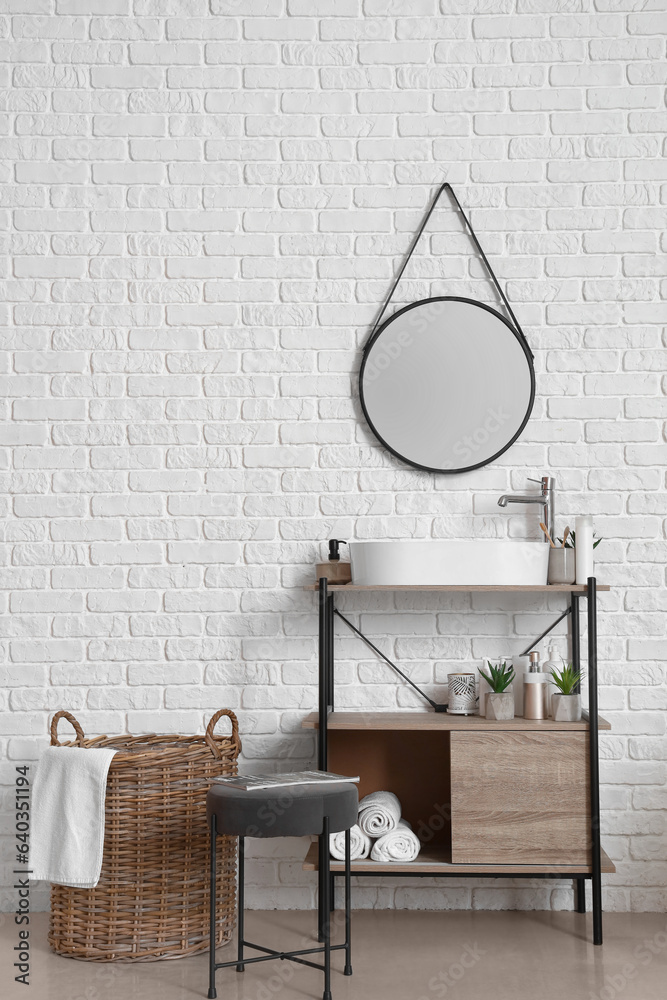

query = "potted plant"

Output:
[[550, 530, 603, 585], [479, 661, 515, 721], [557, 530, 603, 550], [549, 663, 583, 722]]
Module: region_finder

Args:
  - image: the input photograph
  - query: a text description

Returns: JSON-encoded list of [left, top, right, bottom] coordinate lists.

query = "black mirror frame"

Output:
[[359, 294, 536, 475]]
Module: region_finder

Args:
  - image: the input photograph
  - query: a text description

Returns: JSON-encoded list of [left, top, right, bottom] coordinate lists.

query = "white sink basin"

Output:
[[349, 540, 549, 587]]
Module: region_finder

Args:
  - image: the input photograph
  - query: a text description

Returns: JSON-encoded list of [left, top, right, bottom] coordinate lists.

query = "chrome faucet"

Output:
[[497, 476, 555, 543]]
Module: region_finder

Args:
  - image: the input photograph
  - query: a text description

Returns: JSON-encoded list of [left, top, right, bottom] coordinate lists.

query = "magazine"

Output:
[[211, 770, 360, 792]]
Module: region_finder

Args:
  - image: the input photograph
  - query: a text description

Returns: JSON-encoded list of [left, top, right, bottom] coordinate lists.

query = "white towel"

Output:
[[329, 824, 371, 862], [30, 746, 117, 888], [370, 819, 421, 863], [358, 790, 402, 838]]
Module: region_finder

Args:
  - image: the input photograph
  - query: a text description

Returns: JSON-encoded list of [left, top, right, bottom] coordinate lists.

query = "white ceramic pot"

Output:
[[553, 693, 582, 722], [486, 692, 515, 721]]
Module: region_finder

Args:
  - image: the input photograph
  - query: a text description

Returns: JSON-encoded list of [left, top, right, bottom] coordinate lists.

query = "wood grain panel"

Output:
[[302, 711, 611, 732], [302, 841, 616, 875], [450, 732, 590, 866]]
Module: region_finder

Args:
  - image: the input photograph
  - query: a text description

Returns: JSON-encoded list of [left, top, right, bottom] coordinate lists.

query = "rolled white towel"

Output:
[[329, 824, 371, 862], [358, 790, 402, 838], [370, 819, 421, 864]]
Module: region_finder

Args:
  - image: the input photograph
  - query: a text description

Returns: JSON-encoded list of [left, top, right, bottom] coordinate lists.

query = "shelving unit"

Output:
[[302, 842, 616, 877], [304, 584, 611, 592], [303, 578, 612, 945], [302, 711, 611, 732]]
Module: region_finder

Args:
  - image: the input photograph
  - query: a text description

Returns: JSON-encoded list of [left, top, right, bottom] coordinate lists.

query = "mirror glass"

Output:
[[359, 297, 535, 474]]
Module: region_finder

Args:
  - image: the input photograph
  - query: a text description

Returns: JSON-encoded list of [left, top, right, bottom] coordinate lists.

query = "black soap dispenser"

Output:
[[316, 539, 352, 585]]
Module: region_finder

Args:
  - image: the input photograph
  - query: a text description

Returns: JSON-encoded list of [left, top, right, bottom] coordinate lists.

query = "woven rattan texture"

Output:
[[47, 709, 240, 962]]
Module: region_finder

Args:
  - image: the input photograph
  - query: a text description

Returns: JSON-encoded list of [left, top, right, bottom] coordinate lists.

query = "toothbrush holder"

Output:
[[548, 547, 576, 585]]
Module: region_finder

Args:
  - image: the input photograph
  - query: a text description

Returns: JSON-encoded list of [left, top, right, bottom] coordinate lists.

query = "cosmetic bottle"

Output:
[[523, 651, 549, 720], [575, 515, 594, 585], [511, 654, 530, 716]]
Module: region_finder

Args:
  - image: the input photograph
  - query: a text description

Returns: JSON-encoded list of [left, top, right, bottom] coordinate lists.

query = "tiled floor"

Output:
[[3, 909, 667, 1000]]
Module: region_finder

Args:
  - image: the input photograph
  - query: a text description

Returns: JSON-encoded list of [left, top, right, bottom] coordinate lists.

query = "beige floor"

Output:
[[3, 909, 667, 1000]]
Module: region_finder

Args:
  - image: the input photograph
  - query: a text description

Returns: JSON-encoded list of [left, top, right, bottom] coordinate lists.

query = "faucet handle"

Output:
[[527, 475, 554, 491]]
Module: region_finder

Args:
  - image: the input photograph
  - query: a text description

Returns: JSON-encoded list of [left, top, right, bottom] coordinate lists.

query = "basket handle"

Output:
[[204, 709, 239, 759], [50, 711, 85, 747]]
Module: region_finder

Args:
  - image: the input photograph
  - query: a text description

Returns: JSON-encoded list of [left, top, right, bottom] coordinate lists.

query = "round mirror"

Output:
[[359, 296, 535, 474]]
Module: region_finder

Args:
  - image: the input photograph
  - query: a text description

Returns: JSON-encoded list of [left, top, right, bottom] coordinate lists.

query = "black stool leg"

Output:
[[576, 877, 586, 913], [344, 827, 352, 977], [237, 836, 245, 973], [208, 815, 217, 1000], [322, 817, 332, 1000]]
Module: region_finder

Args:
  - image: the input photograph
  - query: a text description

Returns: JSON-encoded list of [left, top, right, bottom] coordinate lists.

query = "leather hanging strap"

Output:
[[364, 182, 532, 357]]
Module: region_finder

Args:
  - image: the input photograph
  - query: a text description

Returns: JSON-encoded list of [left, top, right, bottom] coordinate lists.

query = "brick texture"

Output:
[[1, 3, 666, 913]]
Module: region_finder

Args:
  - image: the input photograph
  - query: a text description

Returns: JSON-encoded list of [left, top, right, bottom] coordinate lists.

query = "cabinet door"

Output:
[[450, 732, 590, 866]]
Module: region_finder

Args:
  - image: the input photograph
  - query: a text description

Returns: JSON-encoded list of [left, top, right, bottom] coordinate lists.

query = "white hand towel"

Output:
[[358, 790, 402, 838], [370, 819, 421, 863], [30, 746, 117, 888], [329, 823, 371, 862]]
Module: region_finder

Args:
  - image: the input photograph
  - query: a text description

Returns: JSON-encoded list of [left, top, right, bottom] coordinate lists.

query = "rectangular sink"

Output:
[[349, 540, 550, 587]]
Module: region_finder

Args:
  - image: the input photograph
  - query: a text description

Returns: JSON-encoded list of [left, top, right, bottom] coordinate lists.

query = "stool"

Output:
[[206, 781, 358, 1000]]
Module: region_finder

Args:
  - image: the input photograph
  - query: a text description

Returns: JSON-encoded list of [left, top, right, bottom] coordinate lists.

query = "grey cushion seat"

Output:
[[206, 782, 358, 839]]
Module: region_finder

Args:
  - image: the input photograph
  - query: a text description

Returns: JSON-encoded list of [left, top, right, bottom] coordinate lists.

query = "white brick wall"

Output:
[[1, 2, 666, 914]]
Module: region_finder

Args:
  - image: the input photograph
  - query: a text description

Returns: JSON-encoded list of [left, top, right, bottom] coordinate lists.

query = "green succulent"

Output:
[[557, 530, 602, 550], [479, 660, 515, 694], [549, 663, 583, 696]]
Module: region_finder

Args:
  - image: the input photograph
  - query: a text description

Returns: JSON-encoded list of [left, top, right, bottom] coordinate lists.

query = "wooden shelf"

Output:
[[304, 583, 610, 592], [302, 711, 611, 732], [302, 841, 616, 876]]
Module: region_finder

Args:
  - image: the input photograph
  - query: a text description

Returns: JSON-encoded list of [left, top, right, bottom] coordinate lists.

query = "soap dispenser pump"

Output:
[[523, 650, 549, 720], [316, 539, 352, 585]]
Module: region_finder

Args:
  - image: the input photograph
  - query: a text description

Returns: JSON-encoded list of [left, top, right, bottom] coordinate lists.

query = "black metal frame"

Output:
[[359, 182, 536, 476], [316, 576, 603, 946], [359, 296, 537, 475], [209, 816, 352, 1000]]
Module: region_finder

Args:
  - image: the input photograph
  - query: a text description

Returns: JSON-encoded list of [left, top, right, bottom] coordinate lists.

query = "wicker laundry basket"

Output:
[[47, 709, 240, 962]]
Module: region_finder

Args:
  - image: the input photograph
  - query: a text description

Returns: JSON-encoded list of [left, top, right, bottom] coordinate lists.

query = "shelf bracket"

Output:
[[519, 606, 571, 658], [333, 608, 448, 712]]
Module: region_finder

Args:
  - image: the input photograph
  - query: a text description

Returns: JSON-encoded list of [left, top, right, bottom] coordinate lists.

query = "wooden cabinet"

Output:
[[302, 712, 613, 876], [450, 731, 590, 867]]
